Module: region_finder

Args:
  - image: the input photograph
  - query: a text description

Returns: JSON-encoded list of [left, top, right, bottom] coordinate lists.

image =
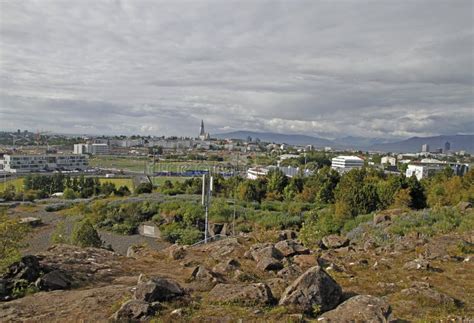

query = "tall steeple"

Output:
[[200, 120, 205, 136]]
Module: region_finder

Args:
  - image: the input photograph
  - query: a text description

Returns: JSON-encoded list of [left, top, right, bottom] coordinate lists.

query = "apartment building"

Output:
[[3, 154, 89, 173]]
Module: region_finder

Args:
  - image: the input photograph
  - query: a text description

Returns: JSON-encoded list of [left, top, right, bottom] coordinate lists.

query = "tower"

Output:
[[444, 141, 450, 153], [199, 120, 205, 136]]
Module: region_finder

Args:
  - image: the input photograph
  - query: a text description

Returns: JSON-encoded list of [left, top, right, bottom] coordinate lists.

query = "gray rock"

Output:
[[278, 230, 297, 241], [266, 278, 286, 300], [277, 264, 302, 280], [279, 266, 342, 313], [401, 286, 457, 307], [457, 201, 472, 212], [35, 270, 71, 291], [167, 244, 187, 260], [322, 235, 349, 249], [257, 257, 283, 271], [134, 277, 184, 302], [190, 265, 224, 283], [274, 240, 309, 257], [403, 258, 431, 271], [111, 300, 154, 321], [208, 283, 274, 306], [250, 245, 283, 262], [212, 258, 240, 274], [2, 255, 41, 283], [318, 295, 394, 322]]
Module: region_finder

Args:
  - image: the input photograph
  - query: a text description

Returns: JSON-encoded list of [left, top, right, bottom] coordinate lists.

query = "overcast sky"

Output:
[[0, 0, 473, 139]]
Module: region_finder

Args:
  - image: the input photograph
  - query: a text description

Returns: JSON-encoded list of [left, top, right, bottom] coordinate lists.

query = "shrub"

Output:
[[0, 212, 29, 273], [50, 222, 70, 244], [63, 188, 76, 200], [177, 227, 203, 245], [135, 182, 153, 194], [71, 219, 102, 248]]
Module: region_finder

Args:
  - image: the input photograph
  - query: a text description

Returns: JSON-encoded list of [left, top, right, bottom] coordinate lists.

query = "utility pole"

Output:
[[202, 172, 213, 243]]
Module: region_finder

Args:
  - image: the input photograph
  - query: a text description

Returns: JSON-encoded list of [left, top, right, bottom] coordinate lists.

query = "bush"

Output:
[[71, 219, 102, 248], [50, 222, 70, 244], [177, 227, 203, 245], [135, 182, 153, 194], [63, 188, 76, 200]]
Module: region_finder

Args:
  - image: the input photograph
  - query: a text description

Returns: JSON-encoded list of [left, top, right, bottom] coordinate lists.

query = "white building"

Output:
[[331, 156, 364, 172], [3, 154, 89, 173], [73, 143, 109, 155], [406, 165, 430, 180], [381, 156, 397, 167], [247, 165, 313, 180]]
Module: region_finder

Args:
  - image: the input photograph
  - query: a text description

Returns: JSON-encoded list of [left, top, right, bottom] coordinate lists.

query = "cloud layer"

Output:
[[1, 0, 473, 139]]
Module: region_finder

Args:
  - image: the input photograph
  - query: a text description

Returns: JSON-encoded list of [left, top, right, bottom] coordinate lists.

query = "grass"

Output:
[[1, 178, 24, 192], [98, 177, 133, 189], [151, 176, 189, 186], [89, 155, 228, 173]]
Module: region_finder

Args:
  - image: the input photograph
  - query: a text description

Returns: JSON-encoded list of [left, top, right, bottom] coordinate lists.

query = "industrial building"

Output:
[[2, 154, 89, 173], [331, 156, 364, 172]]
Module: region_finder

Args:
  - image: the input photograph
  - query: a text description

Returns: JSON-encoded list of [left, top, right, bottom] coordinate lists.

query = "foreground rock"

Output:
[[318, 295, 394, 322], [278, 266, 342, 313], [208, 283, 274, 306], [111, 300, 154, 321], [274, 240, 309, 257], [134, 277, 184, 302], [401, 286, 457, 307], [322, 235, 349, 249], [403, 258, 431, 271], [35, 270, 72, 291]]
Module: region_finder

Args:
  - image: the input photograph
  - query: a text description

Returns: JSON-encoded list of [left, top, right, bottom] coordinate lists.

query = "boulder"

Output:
[[208, 283, 274, 306], [250, 245, 283, 262], [134, 277, 184, 302], [278, 230, 297, 241], [401, 286, 457, 307], [208, 223, 225, 237], [279, 266, 342, 313], [322, 235, 349, 249], [111, 300, 154, 321], [274, 240, 310, 257], [457, 201, 472, 212], [2, 255, 41, 282], [266, 278, 286, 300], [403, 258, 431, 271], [277, 264, 302, 280], [190, 265, 224, 284], [212, 259, 240, 274], [35, 270, 71, 291], [318, 295, 394, 322], [293, 254, 318, 269], [166, 244, 187, 260], [257, 257, 283, 271]]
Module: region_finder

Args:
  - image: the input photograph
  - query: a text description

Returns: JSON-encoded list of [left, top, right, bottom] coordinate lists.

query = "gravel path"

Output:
[[11, 205, 168, 256]]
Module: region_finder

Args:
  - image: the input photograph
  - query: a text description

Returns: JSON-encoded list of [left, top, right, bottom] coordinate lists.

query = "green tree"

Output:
[[71, 219, 102, 248]]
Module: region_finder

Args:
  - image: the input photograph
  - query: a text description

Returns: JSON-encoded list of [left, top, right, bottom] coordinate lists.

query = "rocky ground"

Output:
[[1, 218, 473, 322]]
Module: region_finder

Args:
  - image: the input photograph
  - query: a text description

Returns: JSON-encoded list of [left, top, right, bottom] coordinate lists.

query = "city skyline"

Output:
[[1, 1, 473, 139]]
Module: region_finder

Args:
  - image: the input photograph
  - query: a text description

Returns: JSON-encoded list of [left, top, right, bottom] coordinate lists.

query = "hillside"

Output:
[[1, 203, 473, 322], [369, 135, 474, 153]]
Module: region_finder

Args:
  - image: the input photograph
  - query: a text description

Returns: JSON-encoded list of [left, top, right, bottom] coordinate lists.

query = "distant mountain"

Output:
[[368, 135, 474, 153], [213, 131, 333, 147], [334, 136, 396, 149]]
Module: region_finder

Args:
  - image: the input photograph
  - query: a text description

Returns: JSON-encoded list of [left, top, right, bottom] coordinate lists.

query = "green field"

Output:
[[151, 176, 189, 186], [89, 156, 229, 173], [1, 178, 24, 192], [98, 178, 134, 189]]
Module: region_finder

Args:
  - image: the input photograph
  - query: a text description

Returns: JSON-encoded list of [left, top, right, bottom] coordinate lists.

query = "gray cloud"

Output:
[[0, 0, 473, 139]]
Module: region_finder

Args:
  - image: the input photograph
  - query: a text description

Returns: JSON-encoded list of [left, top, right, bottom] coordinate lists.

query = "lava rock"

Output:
[[279, 266, 342, 313]]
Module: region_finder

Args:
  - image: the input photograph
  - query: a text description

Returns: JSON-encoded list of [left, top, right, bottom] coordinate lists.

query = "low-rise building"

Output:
[[3, 154, 89, 173], [381, 156, 396, 167], [73, 143, 109, 155], [331, 156, 364, 172]]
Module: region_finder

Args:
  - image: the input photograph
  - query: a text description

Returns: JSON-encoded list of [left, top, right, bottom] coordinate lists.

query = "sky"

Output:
[[0, 0, 473, 139]]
